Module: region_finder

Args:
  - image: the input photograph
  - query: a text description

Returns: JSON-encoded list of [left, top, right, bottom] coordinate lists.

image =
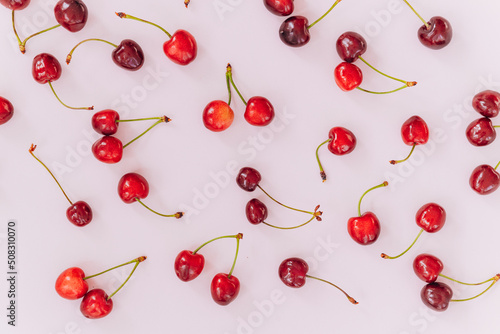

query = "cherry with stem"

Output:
[[469, 161, 500, 195], [203, 64, 235, 132], [390, 116, 429, 165], [315, 126, 356, 182], [246, 198, 319, 229]]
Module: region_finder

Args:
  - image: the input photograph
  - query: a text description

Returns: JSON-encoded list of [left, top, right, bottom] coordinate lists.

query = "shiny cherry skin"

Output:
[[112, 39, 144, 71], [347, 212, 381, 245], [416, 203, 446, 233], [0, 97, 14, 125], [418, 16, 452, 50], [278, 257, 308, 288], [0, 0, 30, 10], [413, 254, 444, 283], [336, 31, 367, 63], [55, 267, 88, 300], [246, 198, 268, 225], [163, 30, 197, 66], [469, 164, 500, 195], [473, 90, 500, 118], [174, 250, 205, 282], [32, 53, 62, 84], [203, 100, 234, 132], [244, 96, 274, 126], [334, 62, 363, 91], [92, 109, 120, 135], [80, 289, 113, 319], [421, 282, 453, 311], [92, 136, 123, 164], [66, 201, 93, 227], [328, 127, 357, 155], [236, 167, 262, 192], [54, 0, 88, 32], [466, 118, 496, 147], [117, 172, 149, 204], [279, 16, 310, 47], [401, 116, 429, 146], [264, 0, 293, 16], [211, 273, 240, 306]]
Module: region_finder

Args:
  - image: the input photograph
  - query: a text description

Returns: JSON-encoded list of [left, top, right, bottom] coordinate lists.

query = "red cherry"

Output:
[[0, 0, 30, 10], [92, 136, 123, 164], [334, 62, 363, 91], [347, 212, 381, 246], [279, 16, 310, 47], [473, 90, 500, 118], [174, 250, 205, 282], [54, 0, 88, 32], [32, 53, 62, 84], [80, 289, 113, 319], [418, 16, 452, 50], [245, 198, 268, 225], [92, 109, 120, 135], [416, 203, 446, 233], [413, 254, 444, 283], [202, 100, 234, 132], [465, 118, 496, 147], [211, 273, 240, 306], [117, 172, 149, 204], [278, 257, 308, 288], [0, 96, 14, 125], [66, 201, 93, 227], [336, 31, 367, 63], [236, 167, 262, 192], [264, 0, 293, 16], [244, 96, 274, 126], [401, 115, 429, 145], [112, 39, 144, 71], [469, 164, 500, 195], [163, 29, 197, 66], [420, 282, 452, 311], [55, 267, 88, 300], [327, 127, 357, 155]]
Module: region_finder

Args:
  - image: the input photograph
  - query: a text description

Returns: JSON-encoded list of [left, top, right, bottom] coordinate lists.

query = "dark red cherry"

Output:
[[245, 198, 268, 225], [469, 164, 500, 195], [92, 109, 120, 135], [421, 282, 453, 311], [66, 201, 92, 227], [236, 167, 262, 192], [54, 0, 88, 32], [278, 257, 308, 288], [328, 127, 357, 155], [202, 100, 234, 132], [92, 136, 123, 164], [32, 53, 62, 84], [244, 96, 274, 126], [334, 62, 362, 91], [336, 31, 367, 63], [466, 118, 496, 146], [347, 212, 380, 245], [163, 29, 197, 66], [80, 289, 113, 319], [112, 39, 144, 71], [117, 172, 149, 204], [264, 0, 293, 16], [401, 116, 429, 145], [0, 0, 30, 10], [55, 267, 88, 300], [418, 16, 452, 50], [279, 16, 310, 47], [473, 90, 500, 118], [174, 250, 205, 282], [416, 203, 446, 233], [211, 273, 240, 306], [413, 254, 444, 283], [0, 96, 14, 125]]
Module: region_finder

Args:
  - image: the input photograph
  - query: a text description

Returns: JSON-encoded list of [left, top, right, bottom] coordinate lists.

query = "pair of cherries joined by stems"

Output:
[[174, 233, 243, 305], [203, 64, 275, 132], [0, 96, 14, 125], [55, 256, 146, 318], [237, 167, 322, 229]]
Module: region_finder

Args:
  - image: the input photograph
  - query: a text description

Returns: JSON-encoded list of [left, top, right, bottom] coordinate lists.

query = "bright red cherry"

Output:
[[203, 100, 234, 132], [80, 289, 113, 319], [336, 31, 367, 63], [236, 167, 262, 192], [334, 62, 363, 91], [413, 254, 444, 283], [466, 118, 496, 147], [279, 257, 308, 288], [279, 16, 310, 47], [54, 0, 88, 32], [416, 203, 446, 233], [117, 173, 149, 203], [244, 96, 274, 126], [174, 250, 205, 282], [211, 273, 240, 306], [390, 115, 429, 164], [0, 96, 14, 125], [469, 164, 500, 195], [245, 198, 268, 225], [32, 53, 62, 84], [421, 282, 452, 311], [55, 267, 88, 300], [473, 90, 500, 118], [0, 0, 30, 10], [328, 127, 357, 155], [264, 0, 293, 16], [92, 110, 120, 135], [92, 136, 123, 164], [418, 16, 452, 50], [66, 201, 93, 227]]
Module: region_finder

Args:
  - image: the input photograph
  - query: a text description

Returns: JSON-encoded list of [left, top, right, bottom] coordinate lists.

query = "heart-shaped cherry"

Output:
[[92, 136, 123, 164], [0, 0, 30, 10], [466, 117, 497, 147], [336, 31, 367, 63], [211, 273, 240, 306], [348, 181, 388, 245], [0, 96, 14, 125], [54, 0, 88, 32], [264, 0, 293, 16], [334, 62, 363, 91], [390, 115, 429, 164], [473, 90, 500, 118], [315, 126, 357, 181], [80, 289, 113, 319], [92, 110, 120, 135], [421, 282, 452, 311], [413, 254, 444, 283], [55, 267, 88, 300], [279, 257, 358, 304], [29, 144, 93, 227], [469, 163, 500, 195]]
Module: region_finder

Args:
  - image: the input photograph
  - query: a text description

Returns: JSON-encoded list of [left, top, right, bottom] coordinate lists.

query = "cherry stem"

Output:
[[83, 256, 146, 280], [20, 24, 61, 54], [66, 39, 119, 64], [401, 0, 430, 29], [390, 144, 416, 165], [257, 185, 322, 220], [115, 12, 171, 38], [380, 228, 423, 260], [495, 161, 500, 170], [305, 275, 358, 304], [262, 214, 317, 230], [307, 0, 343, 30], [28, 144, 73, 206], [116, 116, 165, 123], [450, 275, 500, 302], [107, 256, 146, 301], [315, 138, 331, 182], [228, 233, 243, 279], [356, 84, 413, 95], [184, 0, 190, 8], [48, 81, 94, 110], [226, 64, 247, 106], [439, 273, 500, 286], [122, 116, 170, 149], [357, 181, 389, 217], [135, 198, 183, 219], [226, 64, 232, 105], [11, 11, 22, 51], [192, 233, 243, 255], [358, 57, 413, 85]]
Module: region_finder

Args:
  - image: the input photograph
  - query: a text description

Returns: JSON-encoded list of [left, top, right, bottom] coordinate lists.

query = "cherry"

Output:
[[473, 90, 500, 118], [279, 257, 358, 304], [174, 250, 205, 282], [421, 282, 452, 311], [92, 136, 123, 164], [264, 0, 293, 16], [0, 0, 30, 10], [92, 110, 120, 135], [413, 254, 444, 283], [315, 126, 357, 181], [116, 12, 197, 66], [465, 117, 497, 147], [203, 64, 236, 132], [80, 289, 113, 319], [0, 96, 14, 125], [336, 31, 367, 63], [29, 144, 93, 227], [246, 198, 267, 225], [54, 0, 88, 32], [390, 116, 429, 165], [348, 181, 388, 245], [55, 267, 88, 300], [334, 62, 363, 91], [211, 273, 240, 306], [469, 163, 500, 195], [236, 167, 262, 192]]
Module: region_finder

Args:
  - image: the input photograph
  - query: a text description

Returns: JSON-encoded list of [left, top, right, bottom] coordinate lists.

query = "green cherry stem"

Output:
[[358, 56, 416, 86], [83, 256, 147, 280], [390, 143, 416, 165], [495, 160, 500, 170], [381, 229, 424, 259], [439, 273, 500, 286], [19, 24, 61, 54], [11, 11, 22, 50], [401, 0, 430, 29], [122, 116, 170, 149], [357, 181, 389, 217], [356, 85, 411, 95], [315, 138, 331, 182], [307, 0, 343, 30], [192, 233, 243, 255], [226, 64, 247, 106], [305, 275, 358, 304], [226, 64, 232, 106], [227, 233, 243, 279], [117, 117, 165, 123], [115, 12, 171, 38], [48, 81, 94, 110], [262, 214, 317, 230], [66, 38, 118, 64], [135, 198, 183, 219], [450, 275, 500, 302], [29, 144, 73, 206]]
